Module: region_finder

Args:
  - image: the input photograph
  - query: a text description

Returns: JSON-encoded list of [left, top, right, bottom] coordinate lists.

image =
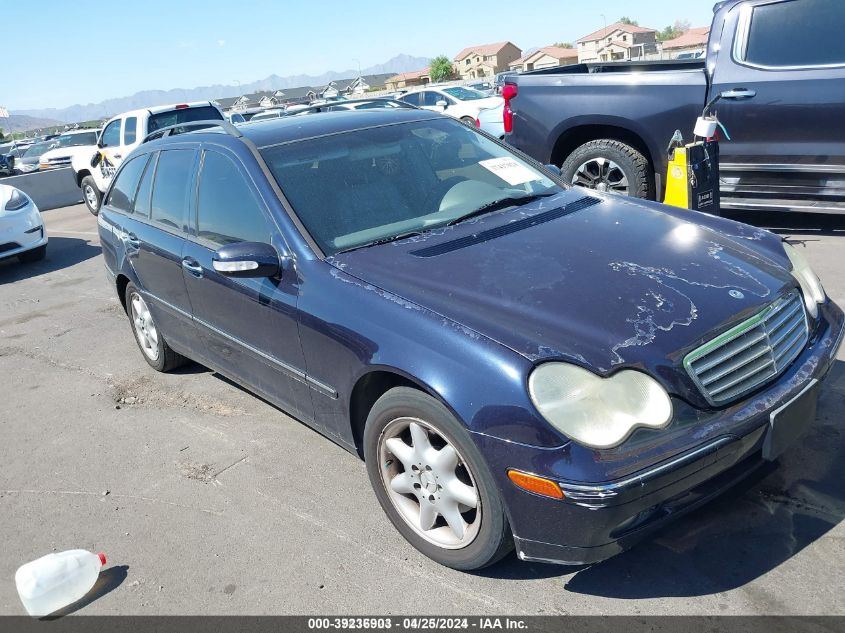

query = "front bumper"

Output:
[[0, 203, 48, 260], [473, 300, 844, 565]]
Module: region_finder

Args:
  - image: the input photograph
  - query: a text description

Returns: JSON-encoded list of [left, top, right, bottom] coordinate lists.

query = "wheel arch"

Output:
[[76, 169, 91, 187], [115, 273, 131, 313], [348, 366, 461, 460], [550, 123, 660, 199]]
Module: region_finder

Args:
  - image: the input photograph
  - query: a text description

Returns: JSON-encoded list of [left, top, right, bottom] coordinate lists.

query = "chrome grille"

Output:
[[684, 290, 808, 405]]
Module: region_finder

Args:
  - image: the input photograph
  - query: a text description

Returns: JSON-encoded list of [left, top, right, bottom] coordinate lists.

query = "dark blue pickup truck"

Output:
[[506, 0, 845, 215]]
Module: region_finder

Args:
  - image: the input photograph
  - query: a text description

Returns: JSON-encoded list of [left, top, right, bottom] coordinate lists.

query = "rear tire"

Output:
[[560, 139, 653, 199], [460, 116, 476, 126], [81, 176, 102, 216], [18, 244, 46, 263], [124, 282, 188, 372], [364, 387, 513, 570]]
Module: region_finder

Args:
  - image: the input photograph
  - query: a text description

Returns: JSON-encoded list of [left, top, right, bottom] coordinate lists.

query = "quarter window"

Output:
[[124, 117, 138, 145], [106, 154, 149, 213], [744, 0, 845, 67], [133, 152, 157, 218], [100, 119, 121, 148], [196, 151, 270, 246], [150, 149, 195, 230]]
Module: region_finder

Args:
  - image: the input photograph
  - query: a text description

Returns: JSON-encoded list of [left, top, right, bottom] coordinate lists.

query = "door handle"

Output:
[[124, 232, 140, 249], [720, 88, 756, 100], [182, 257, 203, 278], [113, 153, 122, 159]]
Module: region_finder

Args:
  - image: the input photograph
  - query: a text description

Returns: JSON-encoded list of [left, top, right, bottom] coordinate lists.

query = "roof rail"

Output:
[[141, 119, 243, 144], [292, 98, 417, 115]]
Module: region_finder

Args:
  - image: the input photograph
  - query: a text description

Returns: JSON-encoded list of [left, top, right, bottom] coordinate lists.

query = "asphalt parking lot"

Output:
[[1, 203, 843, 615]]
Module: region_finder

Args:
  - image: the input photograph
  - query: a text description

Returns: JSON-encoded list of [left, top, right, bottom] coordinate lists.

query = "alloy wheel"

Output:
[[83, 184, 99, 210], [571, 157, 629, 195], [378, 417, 481, 549], [129, 293, 160, 361]]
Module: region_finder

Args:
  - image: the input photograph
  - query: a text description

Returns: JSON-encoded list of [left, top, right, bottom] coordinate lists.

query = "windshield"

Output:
[[148, 105, 223, 132], [23, 142, 51, 159], [52, 131, 99, 148], [260, 117, 562, 255], [443, 87, 488, 101]]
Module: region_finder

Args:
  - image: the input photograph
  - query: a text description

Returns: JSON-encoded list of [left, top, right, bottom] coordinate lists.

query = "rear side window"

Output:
[[100, 119, 121, 148], [133, 152, 157, 218], [400, 93, 421, 107], [106, 154, 149, 213], [150, 149, 195, 231], [124, 117, 138, 145], [196, 151, 270, 246], [744, 0, 845, 67]]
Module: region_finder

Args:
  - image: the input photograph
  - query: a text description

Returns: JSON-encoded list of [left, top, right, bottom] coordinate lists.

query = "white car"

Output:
[[71, 101, 224, 215], [475, 102, 505, 139], [399, 86, 503, 125], [0, 185, 47, 263], [249, 109, 288, 122], [38, 129, 101, 171]]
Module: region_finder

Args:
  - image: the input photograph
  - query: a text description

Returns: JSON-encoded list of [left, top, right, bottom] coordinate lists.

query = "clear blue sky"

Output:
[[2, 0, 715, 111]]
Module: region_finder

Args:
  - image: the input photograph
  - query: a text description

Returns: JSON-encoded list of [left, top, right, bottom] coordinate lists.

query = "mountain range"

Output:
[[12, 54, 431, 124]]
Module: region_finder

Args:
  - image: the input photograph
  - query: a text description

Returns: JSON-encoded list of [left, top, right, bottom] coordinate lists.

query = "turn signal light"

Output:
[[507, 469, 564, 499]]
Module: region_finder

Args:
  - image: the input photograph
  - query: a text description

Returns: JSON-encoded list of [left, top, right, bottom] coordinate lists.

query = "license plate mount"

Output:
[[762, 379, 820, 461]]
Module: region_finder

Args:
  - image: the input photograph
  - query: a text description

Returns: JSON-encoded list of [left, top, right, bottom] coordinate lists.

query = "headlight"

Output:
[[5, 188, 29, 211], [783, 241, 825, 318], [528, 363, 672, 449]]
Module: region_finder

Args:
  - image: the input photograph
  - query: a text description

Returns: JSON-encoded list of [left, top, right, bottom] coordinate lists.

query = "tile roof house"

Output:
[[661, 26, 710, 57], [509, 46, 579, 72], [576, 21, 658, 63], [453, 41, 522, 80], [384, 68, 432, 92]]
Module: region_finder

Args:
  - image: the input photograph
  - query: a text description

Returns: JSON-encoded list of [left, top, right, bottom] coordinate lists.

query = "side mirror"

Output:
[[212, 241, 281, 278], [544, 163, 562, 176], [435, 100, 448, 109]]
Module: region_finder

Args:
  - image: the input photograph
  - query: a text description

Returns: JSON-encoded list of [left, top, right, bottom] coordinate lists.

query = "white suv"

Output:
[[72, 101, 223, 215]]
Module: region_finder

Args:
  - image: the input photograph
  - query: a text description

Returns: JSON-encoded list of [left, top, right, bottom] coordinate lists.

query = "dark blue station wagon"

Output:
[[98, 109, 844, 570]]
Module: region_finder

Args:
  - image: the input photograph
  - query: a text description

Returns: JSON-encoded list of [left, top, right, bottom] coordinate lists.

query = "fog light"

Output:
[[507, 469, 564, 499]]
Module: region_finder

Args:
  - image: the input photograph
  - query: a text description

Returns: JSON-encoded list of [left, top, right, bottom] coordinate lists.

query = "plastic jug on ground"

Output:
[[15, 549, 107, 616]]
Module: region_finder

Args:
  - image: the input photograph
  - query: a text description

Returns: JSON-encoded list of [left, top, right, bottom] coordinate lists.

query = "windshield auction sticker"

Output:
[[479, 157, 540, 186]]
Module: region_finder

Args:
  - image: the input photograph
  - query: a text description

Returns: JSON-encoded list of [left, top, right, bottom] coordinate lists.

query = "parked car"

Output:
[[0, 145, 15, 177], [98, 110, 843, 571], [0, 184, 48, 263], [399, 86, 502, 125], [466, 80, 494, 94], [38, 129, 101, 171], [475, 103, 505, 139], [292, 98, 416, 114], [493, 70, 517, 94], [675, 49, 705, 60], [225, 112, 246, 125], [505, 0, 845, 213], [16, 141, 53, 174], [71, 101, 224, 215], [248, 109, 289, 122]]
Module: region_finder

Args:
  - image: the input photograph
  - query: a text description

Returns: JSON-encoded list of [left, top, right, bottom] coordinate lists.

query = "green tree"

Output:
[[0, 128, 5, 142], [620, 16, 639, 26], [657, 19, 690, 41], [554, 42, 574, 48], [429, 55, 454, 83]]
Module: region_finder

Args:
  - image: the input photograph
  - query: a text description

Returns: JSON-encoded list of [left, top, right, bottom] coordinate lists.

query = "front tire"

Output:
[[81, 176, 102, 216], [560, 139, 653, 199], [364, 387, 513, 570], [124, 282, 187, 372]]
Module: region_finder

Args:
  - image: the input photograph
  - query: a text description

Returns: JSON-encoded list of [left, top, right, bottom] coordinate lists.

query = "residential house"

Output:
[[319, 73, 394, 98], [454, 41, 522, 80], [576, 21, 658, 63], [384, 68, 431, 92], [509, 46, 579, 72], [661, 26, 710, 58]]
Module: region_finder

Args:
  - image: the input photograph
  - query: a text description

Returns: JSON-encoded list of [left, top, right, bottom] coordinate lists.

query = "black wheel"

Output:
[[364, 387, 513, 570], [460, 116, 476, 126], [18, 244, 46, 263], [124, 282, 187, 372], [560, 139, 653, 199], [80, 176, 102, 215]]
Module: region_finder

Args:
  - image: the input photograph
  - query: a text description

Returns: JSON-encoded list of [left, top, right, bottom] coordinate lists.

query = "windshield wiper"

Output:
[[446, 192, 558, 227], [335, 230, 423, 254]]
